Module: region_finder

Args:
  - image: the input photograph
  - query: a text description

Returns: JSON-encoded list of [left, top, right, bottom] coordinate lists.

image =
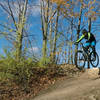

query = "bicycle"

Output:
[[74, 42, 99, 70]]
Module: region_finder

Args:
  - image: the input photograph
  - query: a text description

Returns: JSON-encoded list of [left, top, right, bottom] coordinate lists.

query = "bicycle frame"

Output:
[[80, 43, 92, 59]]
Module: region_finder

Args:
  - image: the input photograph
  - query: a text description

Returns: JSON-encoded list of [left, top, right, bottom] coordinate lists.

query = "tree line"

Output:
[[0, 0, 100, 65]]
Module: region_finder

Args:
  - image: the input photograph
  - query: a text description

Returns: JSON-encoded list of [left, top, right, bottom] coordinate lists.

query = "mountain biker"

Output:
[[74, 29, 96, 57]]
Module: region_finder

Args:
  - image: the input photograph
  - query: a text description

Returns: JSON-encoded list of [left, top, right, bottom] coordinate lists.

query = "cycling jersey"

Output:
[[76, 32, 96, 43]]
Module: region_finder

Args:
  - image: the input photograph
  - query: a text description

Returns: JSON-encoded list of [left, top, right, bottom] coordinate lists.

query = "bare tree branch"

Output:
[[0, 23, 16, 32], [7, 0, 18, 30]]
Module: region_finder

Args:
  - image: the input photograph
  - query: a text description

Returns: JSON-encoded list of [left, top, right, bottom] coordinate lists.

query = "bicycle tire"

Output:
[[74, 50, 86, 70], [90, 51, 99, 67]]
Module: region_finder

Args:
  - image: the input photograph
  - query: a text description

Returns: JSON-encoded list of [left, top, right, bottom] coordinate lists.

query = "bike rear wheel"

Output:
[[90, 51, 99, 67], [74, 50, 86, 70]]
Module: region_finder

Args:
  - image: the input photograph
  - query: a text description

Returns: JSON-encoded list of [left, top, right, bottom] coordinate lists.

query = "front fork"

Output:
[[84, 53, 90, 69]]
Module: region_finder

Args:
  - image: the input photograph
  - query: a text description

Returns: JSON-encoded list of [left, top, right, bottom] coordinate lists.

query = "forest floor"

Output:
[[0, 64, 100, 100]]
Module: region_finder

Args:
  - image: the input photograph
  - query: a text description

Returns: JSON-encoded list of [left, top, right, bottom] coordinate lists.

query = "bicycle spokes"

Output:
[[90, 52, 99, 68], [75, 51, 85, 70]]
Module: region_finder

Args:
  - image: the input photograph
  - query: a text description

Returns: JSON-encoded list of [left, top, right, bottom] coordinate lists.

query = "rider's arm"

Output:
[[76, 34, 85, 43]]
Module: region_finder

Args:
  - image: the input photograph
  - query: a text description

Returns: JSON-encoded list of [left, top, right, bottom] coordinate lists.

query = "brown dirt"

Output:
[[31, 68, 100, 100]]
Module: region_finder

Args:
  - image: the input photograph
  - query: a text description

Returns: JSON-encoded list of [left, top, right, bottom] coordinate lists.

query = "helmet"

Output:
[[82, 29, 88, 35]]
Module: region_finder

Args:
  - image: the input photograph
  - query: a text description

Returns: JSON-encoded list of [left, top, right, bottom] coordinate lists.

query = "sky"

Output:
[[0, 0, 100, 68], [0, 0, 42, 56]]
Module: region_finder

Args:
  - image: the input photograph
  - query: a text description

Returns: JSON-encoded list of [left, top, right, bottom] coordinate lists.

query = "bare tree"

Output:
[[40, 0, 50, 64], [0, 0, 28, 61]]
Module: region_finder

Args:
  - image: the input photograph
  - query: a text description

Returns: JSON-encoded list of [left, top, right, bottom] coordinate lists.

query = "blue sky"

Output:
[[0, 0, 42, 54]]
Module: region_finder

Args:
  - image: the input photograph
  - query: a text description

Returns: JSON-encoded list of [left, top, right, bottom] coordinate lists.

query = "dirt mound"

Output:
[[33, 67, 100, 100], [86, 68, 99, 78]]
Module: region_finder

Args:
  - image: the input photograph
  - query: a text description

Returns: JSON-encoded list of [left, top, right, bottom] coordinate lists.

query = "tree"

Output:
[[40, 0, 62, 64], [40, 0, 50, 64], [0, 0, 28, 62]]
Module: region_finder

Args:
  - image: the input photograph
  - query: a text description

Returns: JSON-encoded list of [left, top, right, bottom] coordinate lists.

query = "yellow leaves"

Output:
[[9, 29, 13, 32], [89, 6, 95, 10], [85, 0, 97, 19], [85, 10, 97, 21], [68, 12, 79, 18], [88, 1, 93, 6], [88, 0, 96, 7], [50, 51, 60, 56], [73, 13, 79, 18], [51, 0, 65, 4], [64, 51, 67, 55], [92, 16, 97, 21], [51, 0, 69, 6], [88, 0, 96, 9], [88, 10, 96, 17]]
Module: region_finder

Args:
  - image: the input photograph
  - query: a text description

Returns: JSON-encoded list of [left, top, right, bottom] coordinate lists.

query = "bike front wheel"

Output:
[[90, 51, 99, 68], [74, 50, 86, 70]]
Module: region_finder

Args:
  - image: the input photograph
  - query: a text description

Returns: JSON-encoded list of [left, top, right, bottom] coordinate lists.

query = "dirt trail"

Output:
[[32, 69, 100, 100]]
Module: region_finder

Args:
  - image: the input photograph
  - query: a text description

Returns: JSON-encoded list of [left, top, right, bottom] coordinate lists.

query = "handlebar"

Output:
[[74, 42, 84, 47], [74, 42, 85, 49]]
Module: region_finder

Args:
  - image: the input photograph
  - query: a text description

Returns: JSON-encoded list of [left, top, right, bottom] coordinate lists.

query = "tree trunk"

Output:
[[68, 45, 70, 64], [75, 3, 82, 64], [49, 3, 53, 62], [41, 0, 49, 64], [53, 7, 59, 63], [88, 17, 91, 32], [70, 18, 73, 64], [87, 17, 91, 68], [16, 0, 28, 62]]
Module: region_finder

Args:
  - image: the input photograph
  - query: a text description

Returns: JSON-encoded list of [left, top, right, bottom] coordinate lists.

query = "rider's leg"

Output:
[[84, 41, 90, 53], [91, 41, 96, 57]]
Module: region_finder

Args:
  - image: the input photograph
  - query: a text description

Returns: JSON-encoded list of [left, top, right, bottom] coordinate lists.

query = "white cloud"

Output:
[[28, 46, 42, 58], [0, 0, 41, 18], [30, 5, 40, 16], [28, 0, 41, 16], [28, 47, 39, 53]]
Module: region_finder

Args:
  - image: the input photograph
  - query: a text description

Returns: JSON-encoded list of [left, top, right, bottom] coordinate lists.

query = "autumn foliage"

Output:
[[51, 0, 70, 6]]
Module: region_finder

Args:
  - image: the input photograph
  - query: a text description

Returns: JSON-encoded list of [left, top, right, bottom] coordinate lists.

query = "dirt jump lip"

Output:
[[33, 68, 100, 100]]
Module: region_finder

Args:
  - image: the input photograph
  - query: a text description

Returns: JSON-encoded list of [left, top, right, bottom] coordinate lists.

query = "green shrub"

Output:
[[0, 48, 38, 87]]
